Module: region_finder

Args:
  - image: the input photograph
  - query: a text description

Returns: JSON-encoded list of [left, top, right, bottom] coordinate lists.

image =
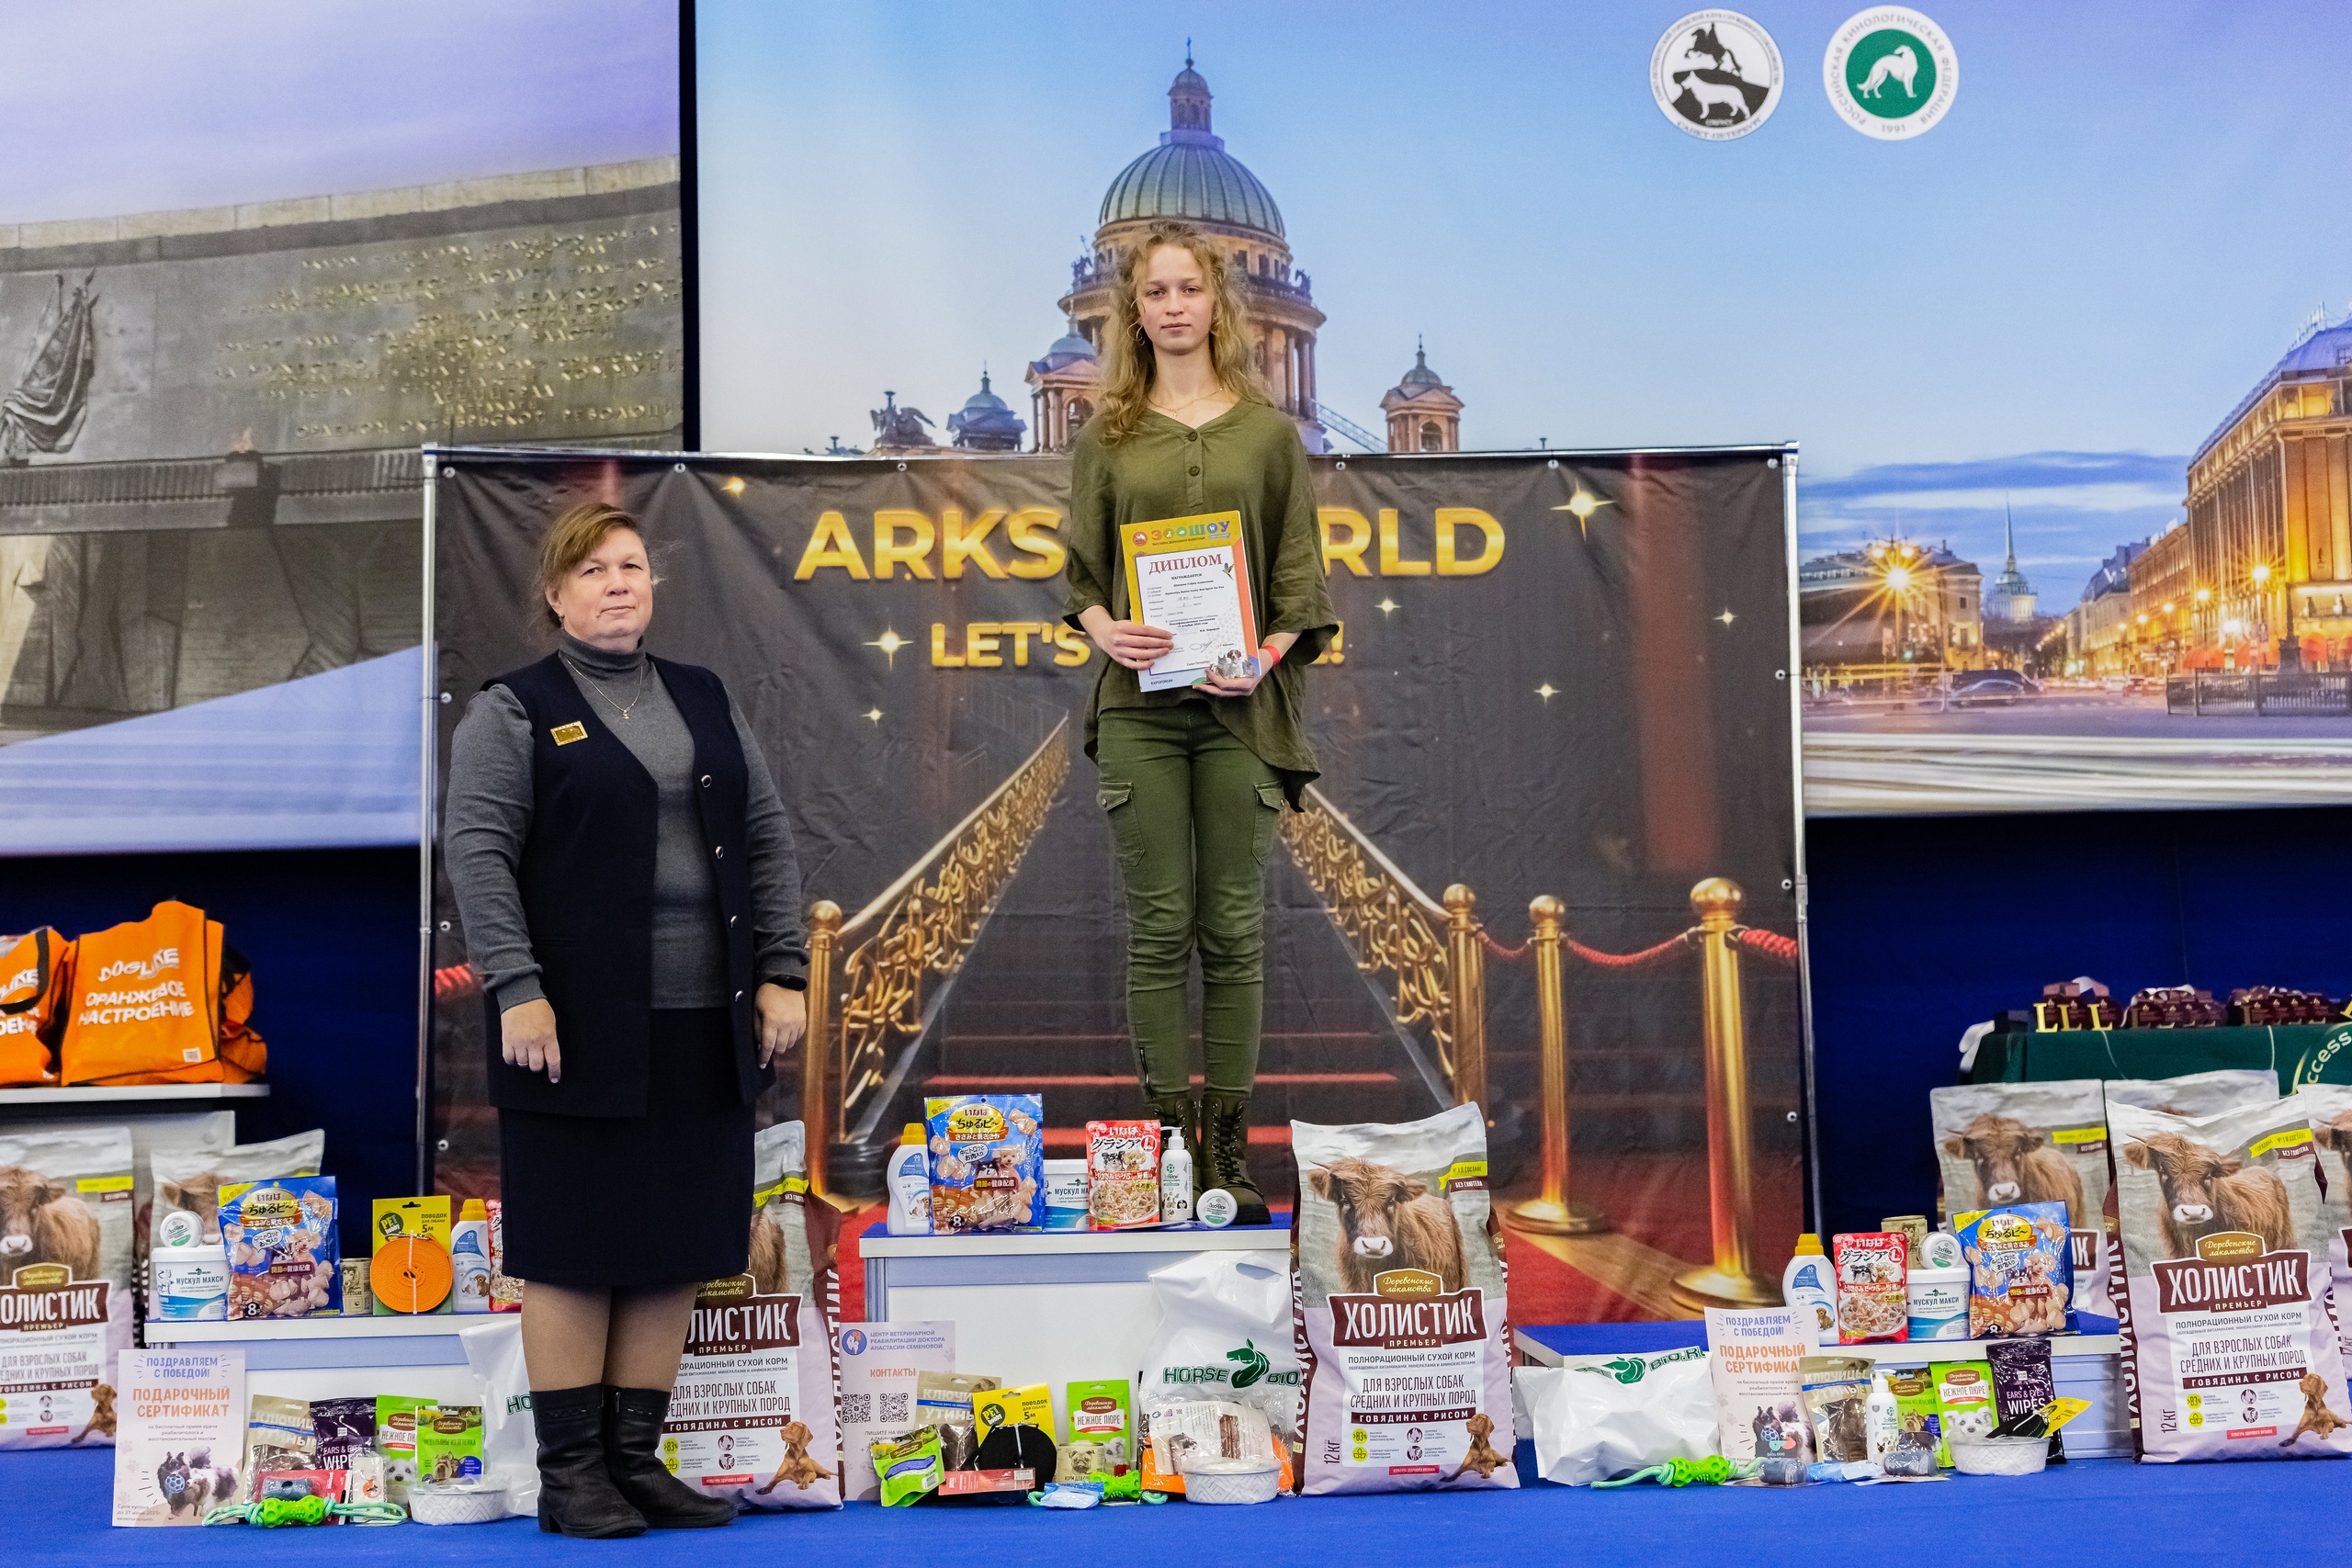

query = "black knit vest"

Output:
[[482, 652, 759, 1117]]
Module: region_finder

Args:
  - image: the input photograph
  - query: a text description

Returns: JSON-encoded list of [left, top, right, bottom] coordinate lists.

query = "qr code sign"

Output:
[[880, 1392, 910, 1424], [842, 1393, 872, 1425]]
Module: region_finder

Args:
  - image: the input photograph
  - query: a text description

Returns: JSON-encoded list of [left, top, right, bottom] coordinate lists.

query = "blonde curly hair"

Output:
[[1091, 220, 1270, 445]]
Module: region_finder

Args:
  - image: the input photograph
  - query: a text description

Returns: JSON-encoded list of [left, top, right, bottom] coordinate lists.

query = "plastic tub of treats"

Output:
[[1179, 1455, 1283, 1505]]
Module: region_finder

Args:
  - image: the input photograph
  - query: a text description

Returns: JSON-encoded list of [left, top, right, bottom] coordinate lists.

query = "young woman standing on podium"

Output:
[[1062, 219, 1338, 1225]]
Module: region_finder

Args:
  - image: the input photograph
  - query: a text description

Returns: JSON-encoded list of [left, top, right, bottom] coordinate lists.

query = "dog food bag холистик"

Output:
[[1136, 1250, 1303, 1494], [151, 1130, 326, 1253], [1293, 1102, 1517, 1495], [667, 1122, 843, 1510], [2107, 1099, 2352, 1461], [1954, 1201, 2075, 1337], [1932, 1080, 2111, 1318], [0, 1124, 134, 1450], [2293, 1085, 2352, 1377], [924, 1095, 1044, 1234]]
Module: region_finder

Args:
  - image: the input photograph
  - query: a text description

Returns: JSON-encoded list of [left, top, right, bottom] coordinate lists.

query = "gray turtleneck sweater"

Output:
[[445, 632, 808, 1012]]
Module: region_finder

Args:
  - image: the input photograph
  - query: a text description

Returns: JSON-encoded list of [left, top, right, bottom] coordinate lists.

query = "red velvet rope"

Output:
[[1564, 932, 1697, 971], [1727, 928, 1800, 966]]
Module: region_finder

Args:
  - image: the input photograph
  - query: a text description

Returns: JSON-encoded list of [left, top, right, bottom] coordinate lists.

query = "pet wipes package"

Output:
[[311, 1396, 375, 1469], [1832, 1231, 1909, 1343], [1084, 1119, 1161, 1229], [1932, 1079, 2111, 1319], [1292, 1102, 1516, 1495], [220, 1175, 339, 1318], [1954, 1201, 2075, 1337], [924, 1094, 1044, 1233], [0, 1123, 134, 1450], [1136, 1249, 1300, 1495], [2108, 1098, 2352, 1461], [666, 1121, 843, 1510], [151, 1130, 324, 1252]]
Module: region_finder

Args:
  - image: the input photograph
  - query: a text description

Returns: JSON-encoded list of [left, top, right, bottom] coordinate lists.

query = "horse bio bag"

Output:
[[2292, 1086, 2352, 1382], [0, 1124, 135, 1450], [1136, 1250, 1302, 1495], [2108, 1100, 2352, 1461], [1292, 1103, 1516, 1495], [1931, 1080, 2112, 1319], [666, 1122, 842, 1510]]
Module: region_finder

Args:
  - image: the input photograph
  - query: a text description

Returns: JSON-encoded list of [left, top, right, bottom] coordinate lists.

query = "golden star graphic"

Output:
[[863, 708, 883, 723], [866, 627, 908, 669], [1551, 491, 1613, 538], [1535, 682, 1559, 703], [1375, 597, 1399, 615], [1716, 609, 1737, 626]]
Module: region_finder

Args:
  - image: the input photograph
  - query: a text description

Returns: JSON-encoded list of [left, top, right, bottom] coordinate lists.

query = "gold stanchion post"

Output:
[[1442, 885, 1487, 1112], [1671, 877, 1781, 1309], [800, 900, 841, 1200], [1507, 895, 1609, 1235]]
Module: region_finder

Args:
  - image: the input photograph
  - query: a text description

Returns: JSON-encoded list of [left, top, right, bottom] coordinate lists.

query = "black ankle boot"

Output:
[[604, 1386, 737, 1529], [534, 1383, 646, 1538], [1202, 1092, 1271, 1225]]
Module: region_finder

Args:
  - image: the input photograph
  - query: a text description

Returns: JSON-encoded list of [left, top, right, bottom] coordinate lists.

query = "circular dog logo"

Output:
[[1824, 7, 1958, 139], [1650, 10, 1782, 140]]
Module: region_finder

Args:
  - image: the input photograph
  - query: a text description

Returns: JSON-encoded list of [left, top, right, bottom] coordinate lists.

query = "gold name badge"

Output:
[[550, 721, 588, 746]]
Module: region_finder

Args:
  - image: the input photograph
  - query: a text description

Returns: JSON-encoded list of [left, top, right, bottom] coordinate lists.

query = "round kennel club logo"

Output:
[[1650, 11, 1782, 141], [1824, 7, 1958, 140]]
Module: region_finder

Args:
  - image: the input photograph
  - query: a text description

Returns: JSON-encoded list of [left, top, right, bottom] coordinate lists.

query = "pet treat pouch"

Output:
[[1832, 1231, 1909, 1343], [220, 1174, 339, 1318], [1084, 1119, 1161, 1230], [1293, 1103, 1516, 1495], [1933, 1080, 2111, 1319], [925, 1095, 1044, 1233], [1954, 1201, 2075, 1337], [2109, 1098, 2352, 1461]]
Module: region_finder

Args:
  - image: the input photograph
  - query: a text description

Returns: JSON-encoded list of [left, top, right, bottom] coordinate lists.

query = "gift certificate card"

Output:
[[1121, 512, 1258, 692]]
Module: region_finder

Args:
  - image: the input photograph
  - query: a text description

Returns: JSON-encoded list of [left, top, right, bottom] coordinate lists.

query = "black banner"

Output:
[[430, 446, 1804, 1317]]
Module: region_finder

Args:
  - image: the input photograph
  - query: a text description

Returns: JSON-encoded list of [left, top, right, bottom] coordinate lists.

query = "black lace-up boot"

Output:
[[532, 1383, 646, 1538], [1201, 1091, 1271, 1225], [603, 1386, 738, 1529]]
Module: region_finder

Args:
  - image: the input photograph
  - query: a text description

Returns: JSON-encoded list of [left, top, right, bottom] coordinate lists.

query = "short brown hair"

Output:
[[536, 502, 642, 630]]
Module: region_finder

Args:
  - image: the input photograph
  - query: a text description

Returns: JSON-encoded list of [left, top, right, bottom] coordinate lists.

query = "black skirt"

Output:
[[498, 1008, 753, 1287]]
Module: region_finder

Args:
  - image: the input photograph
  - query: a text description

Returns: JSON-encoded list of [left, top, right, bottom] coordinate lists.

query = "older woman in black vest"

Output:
[[446, 502, 807, 1537]]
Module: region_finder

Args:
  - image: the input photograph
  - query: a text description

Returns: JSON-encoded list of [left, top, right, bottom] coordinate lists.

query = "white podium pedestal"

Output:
[[861, 1225, 1288, 1428], [141, 1313, 495, 1405]]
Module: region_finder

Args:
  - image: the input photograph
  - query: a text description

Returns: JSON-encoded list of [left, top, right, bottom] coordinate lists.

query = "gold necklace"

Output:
[[561, 655, 652, 724], [1151, 389, 1225, 416]]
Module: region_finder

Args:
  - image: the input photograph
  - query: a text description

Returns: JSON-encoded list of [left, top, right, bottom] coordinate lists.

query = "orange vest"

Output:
[[58, 900, 267, 1086], [0, 928, 70, 1085]]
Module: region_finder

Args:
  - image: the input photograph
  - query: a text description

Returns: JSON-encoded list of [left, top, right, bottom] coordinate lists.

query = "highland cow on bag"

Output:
[[0, 1124, 135, 1450], [1292, 1103, 1516, 1495], [1931, 1080, 2112, 1324], [2108, 1100, 2352, 1461], [665, 1122, 842, 1510]]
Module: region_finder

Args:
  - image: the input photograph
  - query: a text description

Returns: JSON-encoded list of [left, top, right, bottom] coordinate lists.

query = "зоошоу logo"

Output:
[[1824, 7, 1958, 140], [1650, 10, 1783, 141]]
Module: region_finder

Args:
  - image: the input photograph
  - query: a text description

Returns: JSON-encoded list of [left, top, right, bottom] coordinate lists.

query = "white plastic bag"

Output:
[[1519, 1347, 1717, 1485], [460, 1315, 538, 1517], [1136, 1249, 1299, 1490]]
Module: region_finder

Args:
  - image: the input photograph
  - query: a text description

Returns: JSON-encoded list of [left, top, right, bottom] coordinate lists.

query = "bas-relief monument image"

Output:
[[0, 159, 684, 743]]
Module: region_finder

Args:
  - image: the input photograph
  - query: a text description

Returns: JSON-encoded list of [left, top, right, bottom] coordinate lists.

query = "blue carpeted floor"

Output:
[[14, 1446, 2351, 1566]]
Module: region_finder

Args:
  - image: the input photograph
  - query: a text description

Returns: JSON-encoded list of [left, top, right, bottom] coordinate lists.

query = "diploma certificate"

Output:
[[1122, 512, 1260, 692]]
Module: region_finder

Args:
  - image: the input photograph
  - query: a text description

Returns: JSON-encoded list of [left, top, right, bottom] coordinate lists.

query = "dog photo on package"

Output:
[[1292, 1104, 1516, 1495]]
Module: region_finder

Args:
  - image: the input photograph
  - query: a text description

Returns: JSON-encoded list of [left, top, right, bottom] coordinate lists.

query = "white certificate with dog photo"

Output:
[[113, 1348, 247, 1526]]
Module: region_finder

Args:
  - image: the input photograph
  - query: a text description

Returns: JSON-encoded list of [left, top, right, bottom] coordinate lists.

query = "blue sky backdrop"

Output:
[[696, 0, 2352, 614], [2, 1, 676, 224]]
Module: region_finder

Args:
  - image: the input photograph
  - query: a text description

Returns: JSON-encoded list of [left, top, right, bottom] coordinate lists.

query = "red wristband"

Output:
[[1258, 641, 1283, 671]]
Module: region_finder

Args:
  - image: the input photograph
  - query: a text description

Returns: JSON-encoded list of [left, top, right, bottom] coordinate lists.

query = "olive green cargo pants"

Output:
[[1094, 704, 1284, 1100]]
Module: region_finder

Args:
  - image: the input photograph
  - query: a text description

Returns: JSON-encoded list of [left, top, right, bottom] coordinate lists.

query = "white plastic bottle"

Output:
[[1781, 1233, 1836, 1347], [1864, 1370, 1901, 1465], [886, 1122, 933, 1235], [451, 1199, 492, 1314], [1160, 1133, 1193, 1225]]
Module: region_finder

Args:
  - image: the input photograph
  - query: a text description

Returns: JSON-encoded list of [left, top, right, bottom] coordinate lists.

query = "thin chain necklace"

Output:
[[1150, 387, 1227, 418], [561, 653, 652, 724]]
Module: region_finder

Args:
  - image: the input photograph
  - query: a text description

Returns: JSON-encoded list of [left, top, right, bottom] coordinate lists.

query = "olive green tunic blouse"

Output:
[[1061, 400, 1339, 804]]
